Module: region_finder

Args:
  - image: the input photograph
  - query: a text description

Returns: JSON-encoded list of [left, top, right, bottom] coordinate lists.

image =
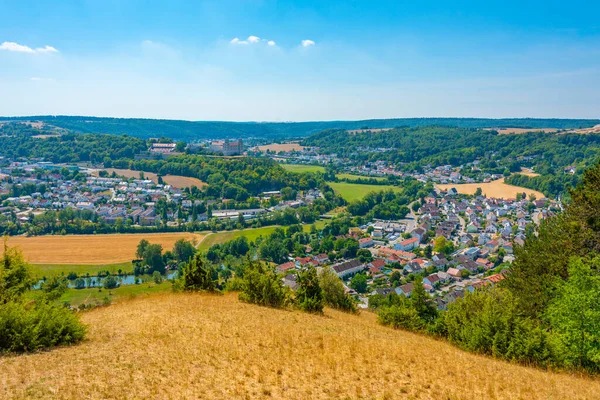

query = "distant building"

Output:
[[150, 143, 177, 154], [209, 139, 244, 156]]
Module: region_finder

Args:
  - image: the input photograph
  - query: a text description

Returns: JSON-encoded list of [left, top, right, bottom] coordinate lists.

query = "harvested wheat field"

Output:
[[436, 178, 544, 200], [485, 127, 558, 134], [257, 143, 305, 152], [3, 233, 204, 264], [1, 293, 598, 399], [95, 168, 206, 188]]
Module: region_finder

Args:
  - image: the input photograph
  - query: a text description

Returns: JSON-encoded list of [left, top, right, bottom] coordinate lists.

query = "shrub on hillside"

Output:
[[295, 266, 324, 313], [238, 261, 289, 308], [0, 242, 86, 353], [444, 287, 553, 365], [318, 267, 357, 313], [174, 254, 217, 292]]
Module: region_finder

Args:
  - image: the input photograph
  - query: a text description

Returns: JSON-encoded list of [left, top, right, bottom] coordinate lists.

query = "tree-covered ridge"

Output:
[[0, 129, 148, 164], [1, 116, 598, 140]]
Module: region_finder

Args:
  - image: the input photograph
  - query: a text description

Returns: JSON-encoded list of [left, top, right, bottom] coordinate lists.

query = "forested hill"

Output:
[[1, 116, 598, 141]]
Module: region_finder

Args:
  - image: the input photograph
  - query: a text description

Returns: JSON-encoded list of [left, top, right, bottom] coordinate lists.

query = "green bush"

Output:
[[0, 301, 86, 353], [318, 267, 357, 313], [0, 242, 86, 353], [295, 266, 324, 313], [443, 287, 553, 365], [377, 304, 425, 331], [238, 261, 289, 308], [174, 254, 216, 292]]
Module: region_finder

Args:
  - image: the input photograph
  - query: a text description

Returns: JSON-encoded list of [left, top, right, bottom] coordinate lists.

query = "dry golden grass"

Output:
[[257, 143, 305, 152], [519, 167, 540, 177], [97, 168, 207, 188], [563, 124, 600, 135], [485, 128, 558, 134], [3, 233, 204, 265], [1, 293, 598, 399], [436, 178, 544, 200]]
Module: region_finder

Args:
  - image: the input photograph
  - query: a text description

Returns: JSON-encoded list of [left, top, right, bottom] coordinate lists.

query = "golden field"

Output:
[[485, 128, 558, 134], [256, 143, 305, 152], [96, 168, 207, 188], [1, 293, 598, 399], [3, 233, 204, 265], [436, 178, 544, 200]]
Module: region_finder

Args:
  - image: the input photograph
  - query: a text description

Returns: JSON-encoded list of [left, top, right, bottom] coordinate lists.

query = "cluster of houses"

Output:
[[276, 186, 558, 310]]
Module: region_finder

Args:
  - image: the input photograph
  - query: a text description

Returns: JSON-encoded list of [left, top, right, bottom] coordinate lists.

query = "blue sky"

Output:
[[1, 0, 599, 121]]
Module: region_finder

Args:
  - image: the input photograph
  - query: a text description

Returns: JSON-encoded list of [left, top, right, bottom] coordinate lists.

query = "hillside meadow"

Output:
[[281, 164, 325, 173], [1, 293, 598, 399], [329, 181, 402, 202]]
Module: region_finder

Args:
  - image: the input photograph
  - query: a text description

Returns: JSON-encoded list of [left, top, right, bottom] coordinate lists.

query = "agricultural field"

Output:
[[336, 173, 386, 181], [197, 222, 327, 252], [329, 182, 402, 202], [485, 127, 558, 134], [95, 168, 207, 188], [281, 164, 325, 173], [436, 178, 544, 199], [256, 142, 305, 152], [4, 232, 204, 266], [1, 293, 597, 399]]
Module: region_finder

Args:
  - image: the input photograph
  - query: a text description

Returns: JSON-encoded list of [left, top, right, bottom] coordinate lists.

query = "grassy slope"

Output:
[[197, 222, 326, 252], [329, 181, 402, 202], [336, 173, 386, 181], [59, 281, 172, 307], [1, 293, 598, 399], [281, 164, 325, 173]]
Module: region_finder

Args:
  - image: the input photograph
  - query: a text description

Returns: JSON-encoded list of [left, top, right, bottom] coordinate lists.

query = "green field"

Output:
[[329, 182, 402, 202], [198, 221, 328, 252], [336, 173, 386, 182], [30, 262, 133, 279], [60, 281, 172, 307], [281, 164, 325, 173]]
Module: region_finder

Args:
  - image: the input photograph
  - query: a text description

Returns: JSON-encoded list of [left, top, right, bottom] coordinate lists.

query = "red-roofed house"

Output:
[[394, 237, 419, 251]]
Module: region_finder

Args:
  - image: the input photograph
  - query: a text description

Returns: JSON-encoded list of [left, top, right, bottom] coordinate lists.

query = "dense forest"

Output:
[[1, 116, 598, 141]]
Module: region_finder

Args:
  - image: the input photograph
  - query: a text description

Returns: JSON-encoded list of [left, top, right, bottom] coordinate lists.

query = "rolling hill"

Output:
[[1, 115, 599, 141], [1, 293, 598, 399]]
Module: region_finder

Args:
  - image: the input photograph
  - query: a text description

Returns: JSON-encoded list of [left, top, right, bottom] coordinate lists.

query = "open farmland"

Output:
[[3, 232, 204, 265], [281, 164, 325, 173], [96, 168, 206, 188], [329, 181, 402, 202], [1, 293, 598, 400], [256, 142, 305, 152], [436, 178, 544, 199], [485, 127, 558, 134]]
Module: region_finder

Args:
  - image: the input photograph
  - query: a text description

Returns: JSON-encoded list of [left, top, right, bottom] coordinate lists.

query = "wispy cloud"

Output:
[[267, 40, 276, 46], [0, 41, 59, 54], [301, 40, 315, 47]]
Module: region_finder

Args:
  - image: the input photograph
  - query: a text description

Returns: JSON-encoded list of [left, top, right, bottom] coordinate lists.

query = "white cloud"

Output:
[[230, 35, 265, 45], [301, 40, 315, 47], [35, 45, 58, 53], [0, 41, 35, 53], [0, 41, 58, 54], [267, 40, 276, 46]]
